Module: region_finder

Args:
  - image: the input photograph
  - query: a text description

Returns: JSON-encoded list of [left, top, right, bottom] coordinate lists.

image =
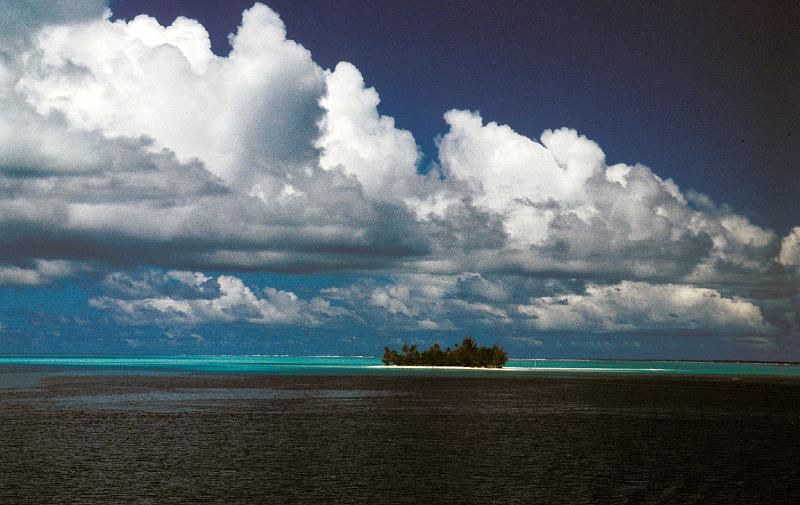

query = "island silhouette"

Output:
[[383, 337, 508, 368]]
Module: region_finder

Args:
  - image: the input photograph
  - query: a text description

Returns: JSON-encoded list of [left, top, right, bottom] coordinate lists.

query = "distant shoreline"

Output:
[[372, 365, 520, 371], [513, 358, 800, 366], [373, 365, 671, 372], [0, 354, 799, 365]]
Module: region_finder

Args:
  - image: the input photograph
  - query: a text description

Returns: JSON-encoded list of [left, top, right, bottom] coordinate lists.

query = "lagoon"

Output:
[[1, 355, 800, 377]]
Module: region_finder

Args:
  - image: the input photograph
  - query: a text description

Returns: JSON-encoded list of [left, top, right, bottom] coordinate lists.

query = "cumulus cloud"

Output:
[[0, 3, 429, 271], [437, 111, 602, 232], [418, 110, 782, 287], [0, 0, 106, 50], [317, 61, 421, 200], [324, 274, 776, 336], [0, 259, 84, 286], [0, 2, 787, 283], [779, 227, 800, 273], [0, 2, 796, 339], [516, 281, 774, 334], [90, 270, 350, 326], [15, 4, 324, 186]]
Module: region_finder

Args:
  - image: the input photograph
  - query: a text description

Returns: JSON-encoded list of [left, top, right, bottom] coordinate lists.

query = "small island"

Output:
[[383, 337, 509, 368]]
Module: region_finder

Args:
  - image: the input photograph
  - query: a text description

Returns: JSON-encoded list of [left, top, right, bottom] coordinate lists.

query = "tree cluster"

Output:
[[382, 337, 508, 368]]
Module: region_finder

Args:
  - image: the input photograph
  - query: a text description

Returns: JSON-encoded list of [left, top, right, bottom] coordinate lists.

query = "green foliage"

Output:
[[382, 337, 508, 368]]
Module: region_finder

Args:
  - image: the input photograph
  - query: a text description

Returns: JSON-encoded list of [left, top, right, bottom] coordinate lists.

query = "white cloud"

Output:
[[0, 0, 106, 50], [433, 111, 603, 244], [15, 4, 325, 187], [0, 3, 432, 272], [328, 274, 547, 329], [369, 285, 416, 317], [317, 61, 420, 200], [314, 274, 777, 336], [91, 270, 350, 326], [0, 259, 83, 286], [0, 2, 787, 285], [418, 319, 441, 330], [450, 299, 511, 322], [779, 227, 800, 272], [455, 273, 511, 302], [420, 110, 782, 287], [0, 2, 796, 337], [517, 281, 773, 334]]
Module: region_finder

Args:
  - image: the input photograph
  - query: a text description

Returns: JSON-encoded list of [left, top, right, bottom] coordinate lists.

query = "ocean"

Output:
[[1, 357, 799, 503], [1, 355, 800, 376]]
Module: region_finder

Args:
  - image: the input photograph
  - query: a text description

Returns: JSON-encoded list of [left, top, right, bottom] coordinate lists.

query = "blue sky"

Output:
[[0, 1, 798, 358], [111, 0, 800, 235]]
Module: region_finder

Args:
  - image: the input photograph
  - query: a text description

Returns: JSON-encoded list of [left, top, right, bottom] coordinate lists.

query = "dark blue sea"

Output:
[[1, 356, 798, 503]]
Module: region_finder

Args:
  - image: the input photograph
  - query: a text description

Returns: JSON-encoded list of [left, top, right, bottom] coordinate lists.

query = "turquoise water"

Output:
[[1, 355, 799, 377]]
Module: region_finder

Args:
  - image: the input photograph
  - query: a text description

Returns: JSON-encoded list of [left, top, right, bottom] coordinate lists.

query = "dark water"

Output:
[[1, 368, 799, 504]]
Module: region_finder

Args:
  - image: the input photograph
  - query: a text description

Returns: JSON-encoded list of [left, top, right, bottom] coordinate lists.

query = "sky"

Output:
[[0, 0, 798, 359]]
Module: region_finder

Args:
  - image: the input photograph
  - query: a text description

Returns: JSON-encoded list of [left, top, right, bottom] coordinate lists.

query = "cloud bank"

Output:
[[90, 270, 349, 326], [0, 2, 796, 341], [91, 270, 772, 339]]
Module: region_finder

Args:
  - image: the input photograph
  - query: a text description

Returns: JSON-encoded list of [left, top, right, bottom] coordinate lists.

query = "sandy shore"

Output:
[[371, 365, 520, 370], [372, 365, 671, 372]]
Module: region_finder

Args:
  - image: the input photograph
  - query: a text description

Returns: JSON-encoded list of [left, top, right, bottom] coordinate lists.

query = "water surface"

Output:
[[2, 355, 799, 377], [1, 371, 798, 504]]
